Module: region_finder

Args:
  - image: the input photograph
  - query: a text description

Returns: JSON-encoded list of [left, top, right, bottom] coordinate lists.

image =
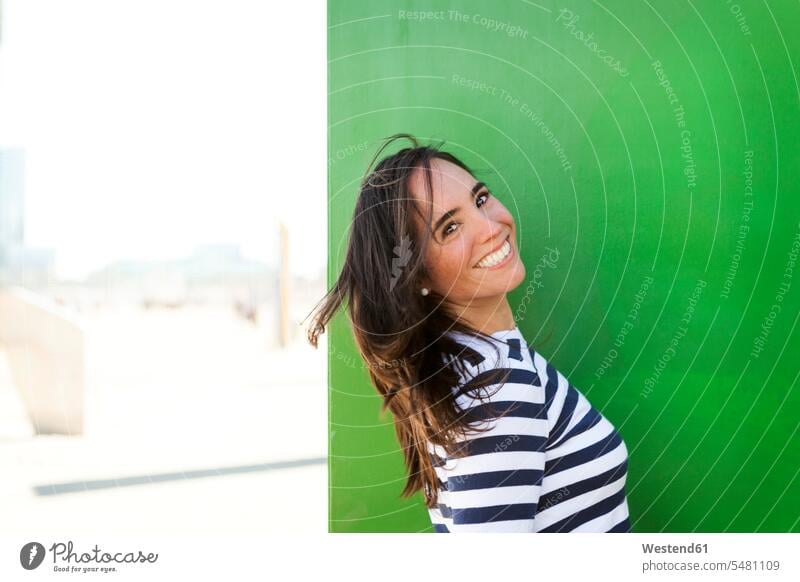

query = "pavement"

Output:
[[0, 304, 328, 536]]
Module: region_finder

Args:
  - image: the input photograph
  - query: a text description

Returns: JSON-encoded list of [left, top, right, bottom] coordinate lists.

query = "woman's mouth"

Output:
[[474, 236, 513, 270]]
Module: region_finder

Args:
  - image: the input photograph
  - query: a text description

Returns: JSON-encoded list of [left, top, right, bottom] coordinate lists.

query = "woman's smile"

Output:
[[474, 235, 514, 270]]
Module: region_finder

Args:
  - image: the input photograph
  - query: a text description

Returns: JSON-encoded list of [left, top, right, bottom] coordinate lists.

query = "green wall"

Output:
[[328, 0, 800, 532]]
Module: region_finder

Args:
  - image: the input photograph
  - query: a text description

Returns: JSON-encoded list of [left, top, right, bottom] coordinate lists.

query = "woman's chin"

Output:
[[507, 259, 527, 290], [470, 258, 526, 293]]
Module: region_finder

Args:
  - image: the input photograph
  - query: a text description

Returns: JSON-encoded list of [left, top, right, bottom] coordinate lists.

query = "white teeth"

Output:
[[476, 240, 511, 268]]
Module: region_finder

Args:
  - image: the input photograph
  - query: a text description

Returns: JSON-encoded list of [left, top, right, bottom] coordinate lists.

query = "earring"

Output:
[[420, 287, 429, 296]]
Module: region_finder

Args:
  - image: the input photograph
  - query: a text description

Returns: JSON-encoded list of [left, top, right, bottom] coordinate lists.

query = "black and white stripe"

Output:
[[428, 327, 631, 533]]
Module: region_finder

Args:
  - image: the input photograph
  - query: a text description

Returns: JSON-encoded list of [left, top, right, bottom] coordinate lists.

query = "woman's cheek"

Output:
[[451, 243, 472, 275]]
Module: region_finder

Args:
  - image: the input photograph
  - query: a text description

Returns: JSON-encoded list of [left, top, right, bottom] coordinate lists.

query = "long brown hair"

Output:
[[306, 133, 537, 508]]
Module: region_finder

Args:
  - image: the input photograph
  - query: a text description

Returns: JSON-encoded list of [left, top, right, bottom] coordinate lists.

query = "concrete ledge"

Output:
[[0, 285, 85, 435]]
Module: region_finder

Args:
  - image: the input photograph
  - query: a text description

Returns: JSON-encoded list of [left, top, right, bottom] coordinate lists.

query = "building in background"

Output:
[[0, 148, 56, 287]]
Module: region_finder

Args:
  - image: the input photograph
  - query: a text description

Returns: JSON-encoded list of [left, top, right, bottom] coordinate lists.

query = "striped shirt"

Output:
[[426, 326, 631, 533]]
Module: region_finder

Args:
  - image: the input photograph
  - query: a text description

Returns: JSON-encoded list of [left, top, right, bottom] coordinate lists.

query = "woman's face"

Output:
[[409, 157, 526, 305]]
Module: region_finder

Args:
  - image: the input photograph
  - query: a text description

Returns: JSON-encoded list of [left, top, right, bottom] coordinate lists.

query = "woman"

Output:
[[306, 133, 632, 532]]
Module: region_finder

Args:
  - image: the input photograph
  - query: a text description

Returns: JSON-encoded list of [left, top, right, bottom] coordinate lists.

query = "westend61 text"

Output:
[[642, 542, 708, 553]]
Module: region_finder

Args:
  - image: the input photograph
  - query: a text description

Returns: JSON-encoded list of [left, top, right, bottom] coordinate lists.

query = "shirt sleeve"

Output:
[[440, 364, 549, 532]]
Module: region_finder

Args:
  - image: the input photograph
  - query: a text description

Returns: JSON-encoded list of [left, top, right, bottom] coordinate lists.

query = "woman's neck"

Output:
[[446, 295, 516, 335]]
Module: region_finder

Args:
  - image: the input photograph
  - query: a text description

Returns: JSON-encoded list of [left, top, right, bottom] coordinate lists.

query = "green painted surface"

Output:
[[328, 0, 800, 532]]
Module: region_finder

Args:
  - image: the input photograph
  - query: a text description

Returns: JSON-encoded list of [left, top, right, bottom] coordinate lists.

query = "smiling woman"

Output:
[[305, 133, 631, 532], [406, 151, 527, 324]]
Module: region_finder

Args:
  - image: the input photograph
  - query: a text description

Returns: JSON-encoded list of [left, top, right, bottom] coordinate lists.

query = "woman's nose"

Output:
[[474, 211, 505, 245]]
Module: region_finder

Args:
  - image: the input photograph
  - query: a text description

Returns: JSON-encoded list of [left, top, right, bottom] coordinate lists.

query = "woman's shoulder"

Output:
[[442, 329, 544, 410], [440, 333, 503, 386]]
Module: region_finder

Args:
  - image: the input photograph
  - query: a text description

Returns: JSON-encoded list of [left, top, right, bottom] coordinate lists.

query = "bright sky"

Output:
[[0, 0, 325, 280]]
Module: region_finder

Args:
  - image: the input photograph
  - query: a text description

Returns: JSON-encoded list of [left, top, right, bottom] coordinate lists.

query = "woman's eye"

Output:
[[441, 192, 492, 239]]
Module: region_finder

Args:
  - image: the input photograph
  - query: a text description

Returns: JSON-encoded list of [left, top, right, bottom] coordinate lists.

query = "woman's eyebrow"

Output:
[[431, 181, 487, 233]]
